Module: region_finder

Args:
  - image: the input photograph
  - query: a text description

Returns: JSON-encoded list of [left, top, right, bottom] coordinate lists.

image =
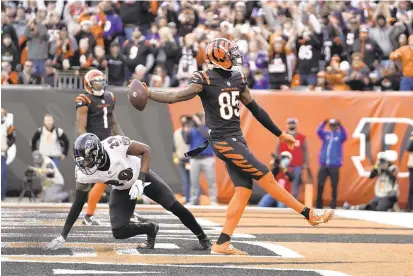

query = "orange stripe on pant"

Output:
[[213, 144, 233, 153], [86, 183, 107, 216], [232, 160, 252, 168], [223, 154, 244, 160], [215, 141, 228, 145]]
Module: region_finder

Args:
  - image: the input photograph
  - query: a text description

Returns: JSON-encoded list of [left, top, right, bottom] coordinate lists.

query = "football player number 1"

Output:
[[219, 91, 240, 120], [103, 107, 108, 128]]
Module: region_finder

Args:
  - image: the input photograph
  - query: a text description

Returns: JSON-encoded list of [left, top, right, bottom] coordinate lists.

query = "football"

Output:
[[127, 80, 149, 111]]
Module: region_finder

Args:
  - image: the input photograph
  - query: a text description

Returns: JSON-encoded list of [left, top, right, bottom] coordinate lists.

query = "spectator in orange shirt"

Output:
[[389, 35, 413, 91]]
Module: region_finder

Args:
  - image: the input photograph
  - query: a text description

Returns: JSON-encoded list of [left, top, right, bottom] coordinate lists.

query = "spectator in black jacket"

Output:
[[1, 33, 18, 71], [123, 27, 154, 77], [31, 114, 69, 169], [107, 41, 125, 86], [75, 20, 96, 50], [352, 27, 383, 71], [1, 12, 19, 51], [157, 26, 181, 77], [296, 30, 322, 90]]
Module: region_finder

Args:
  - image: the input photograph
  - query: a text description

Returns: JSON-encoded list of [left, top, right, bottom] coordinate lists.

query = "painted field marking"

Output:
[[53, 269, 162, 274], [240, 241, 303, 258], [335, 210, 413, 228], [2, 259, 351, 276]]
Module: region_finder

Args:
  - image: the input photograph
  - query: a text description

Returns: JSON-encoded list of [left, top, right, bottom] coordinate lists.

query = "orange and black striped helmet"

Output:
[[84, 69, 107, 96], [204, 38, 243, 70]]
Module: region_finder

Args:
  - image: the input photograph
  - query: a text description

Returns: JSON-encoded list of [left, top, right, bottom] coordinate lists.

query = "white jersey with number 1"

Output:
[[75, 136, 141, 190]]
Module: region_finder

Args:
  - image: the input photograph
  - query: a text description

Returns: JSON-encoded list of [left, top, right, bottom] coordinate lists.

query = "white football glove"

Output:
[[45, 235, 65, 250], [129, 179, 151, 200]]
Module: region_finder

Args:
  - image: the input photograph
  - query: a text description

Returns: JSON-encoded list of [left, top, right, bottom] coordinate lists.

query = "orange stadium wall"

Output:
[[168, 91, 413, 207]]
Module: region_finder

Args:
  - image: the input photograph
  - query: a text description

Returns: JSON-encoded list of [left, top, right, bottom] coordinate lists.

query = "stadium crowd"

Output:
[[1, 0, 413, 91]]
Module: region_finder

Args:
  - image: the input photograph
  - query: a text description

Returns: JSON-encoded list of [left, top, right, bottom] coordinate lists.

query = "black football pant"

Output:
[[210, 136, 270, 190], [316, 166, 339, 209]]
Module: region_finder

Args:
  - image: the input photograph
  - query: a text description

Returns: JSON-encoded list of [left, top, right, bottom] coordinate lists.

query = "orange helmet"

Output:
[[84, 69, 107, 96], [204, 38, 243, 70]]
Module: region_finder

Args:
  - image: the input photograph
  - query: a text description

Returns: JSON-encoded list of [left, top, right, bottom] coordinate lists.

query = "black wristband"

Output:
[[138, 172, 147, 181], [246, 99, 282, 137]]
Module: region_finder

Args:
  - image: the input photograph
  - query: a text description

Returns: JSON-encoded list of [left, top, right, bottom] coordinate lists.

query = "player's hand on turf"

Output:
[[279, 132, 296, 150], [45, 235, 65, 250], [129, 180, 151, 200]]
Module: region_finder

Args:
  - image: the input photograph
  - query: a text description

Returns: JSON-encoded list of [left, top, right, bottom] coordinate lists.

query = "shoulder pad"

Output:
[[189, 71, 211, 85], [75, 94, 91, 108]]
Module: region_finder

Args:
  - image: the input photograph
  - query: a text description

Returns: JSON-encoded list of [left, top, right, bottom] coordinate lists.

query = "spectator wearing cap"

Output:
[[352, 27, 383, 71], [1, 62, 18, 85], [316, 119, 347, 209], [123, 27, 155, 78], [1, 34, 18, 71], [295, 29, 323, 90], [369, 14, 394, 58], [24, 17, 49, 77], [100, 1, 123, 54], [107, 41, 126, 86], [276, 118, 309, 200], [390, 35, 413, 91], [18, 60, 41, 85], [13, 5, 28, 39]]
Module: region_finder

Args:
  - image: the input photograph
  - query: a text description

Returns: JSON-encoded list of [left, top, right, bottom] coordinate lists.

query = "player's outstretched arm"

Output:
[[127, 140, 151, 180], [240, 86, 296, 149], [46, 183, 90, 250], [76, 106, 88, 136], [147, 83, 203, 104], [111, 111, 124, 136]]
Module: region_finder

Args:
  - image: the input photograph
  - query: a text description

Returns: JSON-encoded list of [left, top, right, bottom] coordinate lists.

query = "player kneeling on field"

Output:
[[46, 133, 211, 250]]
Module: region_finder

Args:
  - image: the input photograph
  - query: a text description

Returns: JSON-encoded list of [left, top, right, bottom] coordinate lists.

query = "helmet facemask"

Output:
[[74, 140, 106, 175], [88, 76, 107, 96]]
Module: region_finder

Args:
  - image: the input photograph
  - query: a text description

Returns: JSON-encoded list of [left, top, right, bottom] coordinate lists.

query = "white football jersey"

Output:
[[75, 136, 141, 190]]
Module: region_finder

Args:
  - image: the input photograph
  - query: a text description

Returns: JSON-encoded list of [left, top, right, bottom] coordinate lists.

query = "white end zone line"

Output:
[[2, 259, 350, 276], [334, 210, 413, 228], [53, 269, 162, 274]]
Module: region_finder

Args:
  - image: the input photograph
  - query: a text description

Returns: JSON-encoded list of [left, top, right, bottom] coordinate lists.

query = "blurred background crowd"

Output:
[[2, 0, 413, 91]]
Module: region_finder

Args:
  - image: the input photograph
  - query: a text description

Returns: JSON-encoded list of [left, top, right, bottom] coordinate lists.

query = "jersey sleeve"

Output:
[[105, 136, 131, 156], [189, 71, 211, 86], [75, 94, 91, 108]]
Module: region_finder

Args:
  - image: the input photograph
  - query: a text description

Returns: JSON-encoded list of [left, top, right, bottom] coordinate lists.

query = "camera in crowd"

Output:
[[270, 151, 292, 170]]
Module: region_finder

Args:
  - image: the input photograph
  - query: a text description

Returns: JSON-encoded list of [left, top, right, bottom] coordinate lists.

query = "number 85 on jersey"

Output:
[[219, 91, 240, 120]]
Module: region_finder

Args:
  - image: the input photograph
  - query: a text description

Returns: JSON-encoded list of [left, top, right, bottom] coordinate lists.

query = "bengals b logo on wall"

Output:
[[352, 117, 413, 178]]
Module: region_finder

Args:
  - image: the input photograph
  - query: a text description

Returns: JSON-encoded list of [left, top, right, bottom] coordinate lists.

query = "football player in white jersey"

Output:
[[46, 133, 211, 250]]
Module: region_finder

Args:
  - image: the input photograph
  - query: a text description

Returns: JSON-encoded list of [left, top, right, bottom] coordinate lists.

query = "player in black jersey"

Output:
[[145, 38, 335, 255], [76, 69, 147, 225]]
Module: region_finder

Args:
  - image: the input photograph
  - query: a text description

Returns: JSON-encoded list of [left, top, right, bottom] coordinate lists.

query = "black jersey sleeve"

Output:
[[75, 94, 91, 108], [189, 71, 211, 86]]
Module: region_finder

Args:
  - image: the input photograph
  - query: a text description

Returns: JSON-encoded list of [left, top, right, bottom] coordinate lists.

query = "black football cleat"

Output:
[[137, 223, 159, 249], [199, 238, 212, 250]]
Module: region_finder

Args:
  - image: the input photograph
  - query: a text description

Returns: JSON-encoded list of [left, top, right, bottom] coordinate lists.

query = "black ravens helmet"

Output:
[[73, 133, 106, 175]]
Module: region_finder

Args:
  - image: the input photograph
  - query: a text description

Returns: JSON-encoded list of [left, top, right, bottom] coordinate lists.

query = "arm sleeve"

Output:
[[317, 121, 327, 140], [340, 124, 348, 142], [245, 99, 282, 137], [61, 189, 88, 239], [31, 129, 41, 151], [189, 71, 208, 86]]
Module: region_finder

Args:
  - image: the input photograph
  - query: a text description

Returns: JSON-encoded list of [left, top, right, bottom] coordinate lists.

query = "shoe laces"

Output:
[[227, 244, 234, 251], [313, 209, 325, 217]]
